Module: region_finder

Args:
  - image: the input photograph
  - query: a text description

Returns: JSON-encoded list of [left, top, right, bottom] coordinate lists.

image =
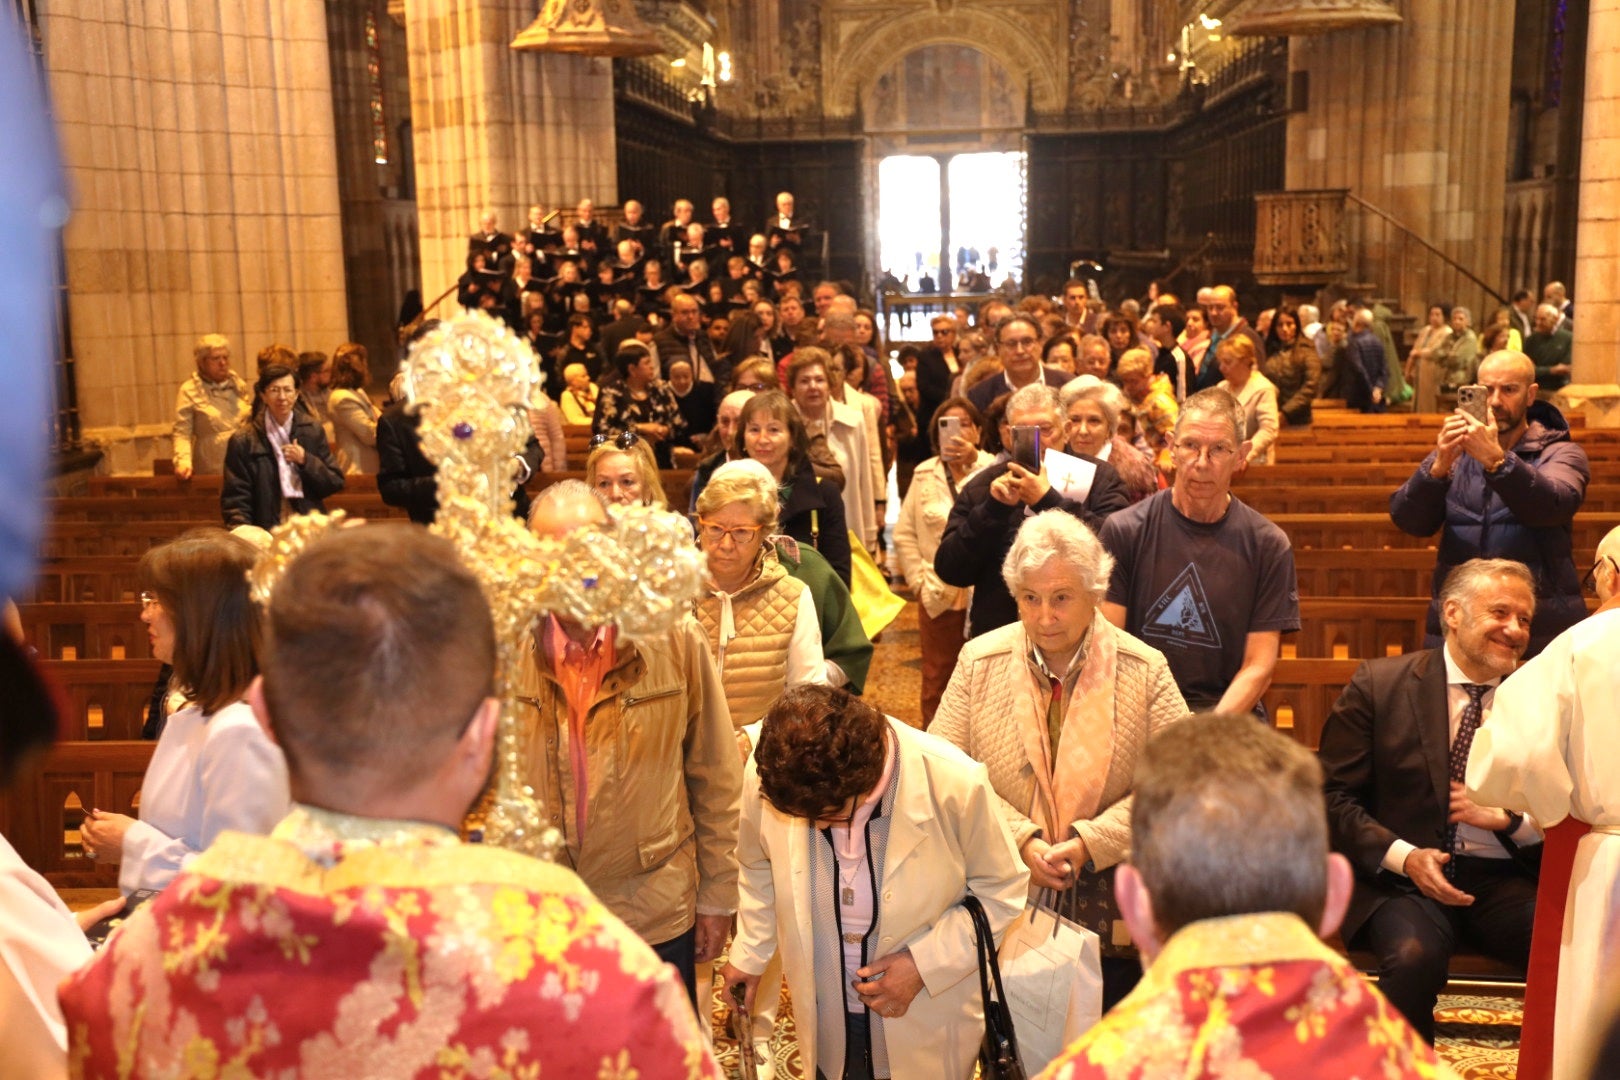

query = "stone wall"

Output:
[[39, 0, 349, 473]]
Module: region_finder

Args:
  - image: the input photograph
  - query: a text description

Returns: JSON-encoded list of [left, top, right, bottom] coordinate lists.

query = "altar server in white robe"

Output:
[[1468, 525, 1620, 1080]]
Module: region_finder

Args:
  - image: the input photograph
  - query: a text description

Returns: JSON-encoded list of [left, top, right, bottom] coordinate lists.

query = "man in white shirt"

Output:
[[1319, 558, 1542, 1043]]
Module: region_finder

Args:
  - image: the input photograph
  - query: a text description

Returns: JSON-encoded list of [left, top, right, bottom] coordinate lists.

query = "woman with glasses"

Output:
[[693, 459, 831, 732], [585, 432, 667, 508], [721, 684, 1028, 1080], [592, 341, 686, 468], [79, 530, 289, 893], [736, 390, 852, 586], [221, 364, 345, 529]]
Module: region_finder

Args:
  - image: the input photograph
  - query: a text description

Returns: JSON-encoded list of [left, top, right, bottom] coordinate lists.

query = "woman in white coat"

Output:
[[722, 684, 1028, 1080], [788, 348, 880, 553], [892, 395, 993, 725], [79, 529, 289, 894]]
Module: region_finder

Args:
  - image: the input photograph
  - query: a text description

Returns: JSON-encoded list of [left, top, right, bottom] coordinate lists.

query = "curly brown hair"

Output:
[[755, 685, 888, 820]]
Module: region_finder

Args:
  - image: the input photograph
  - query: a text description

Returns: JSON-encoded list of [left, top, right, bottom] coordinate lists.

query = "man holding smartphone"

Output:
[[1390, 350, 1590, 659], [934, 382, 1128, 637]]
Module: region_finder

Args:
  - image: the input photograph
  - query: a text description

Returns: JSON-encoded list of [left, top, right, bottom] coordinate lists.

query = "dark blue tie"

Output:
[[1444, 683, 1490, 881]]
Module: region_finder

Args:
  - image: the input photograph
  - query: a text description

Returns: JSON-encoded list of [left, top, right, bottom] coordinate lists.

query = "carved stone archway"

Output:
[[823, 9, 1063, 120]]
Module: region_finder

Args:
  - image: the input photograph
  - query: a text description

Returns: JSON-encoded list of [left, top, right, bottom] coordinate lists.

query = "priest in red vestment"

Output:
[[1038, 714, 1457, 1080], [60, 524, 720, 1080]]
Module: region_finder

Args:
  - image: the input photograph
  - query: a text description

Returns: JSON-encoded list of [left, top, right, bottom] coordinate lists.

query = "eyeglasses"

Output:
[[697, 518, 765, 547], [588, 431, 641, 451], [1172, 440, 1237, 465], [1581, 555, 1616, 595], [1000, 336, 1040, 352], [739, 381, 769, 392], [139, 591, 160, 611]]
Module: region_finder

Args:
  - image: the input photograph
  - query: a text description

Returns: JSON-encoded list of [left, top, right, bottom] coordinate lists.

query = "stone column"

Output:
[[1284, 0, 1513, 321], [403, 0, 617, 307], [39, 0, 349, 472], [1562, 0, 1620, 423]]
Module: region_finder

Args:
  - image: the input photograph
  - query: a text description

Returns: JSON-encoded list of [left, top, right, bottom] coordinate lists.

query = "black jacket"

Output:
[[1319, 648, 1541, 941], [934, 455, 1129, 637], [777, 455, 851, 586], [220, 413, 345, 529], [376, 402, 544, 526]]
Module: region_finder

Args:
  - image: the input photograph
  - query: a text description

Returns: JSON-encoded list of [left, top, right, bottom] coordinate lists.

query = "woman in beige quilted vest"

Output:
[[931, 508, 1188, 1012], [692, 458, 830, 1074], [693, 459, 831, 738]]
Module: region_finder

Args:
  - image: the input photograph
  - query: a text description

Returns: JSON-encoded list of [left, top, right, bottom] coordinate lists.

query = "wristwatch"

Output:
[[1497, 809, 1524, 836]]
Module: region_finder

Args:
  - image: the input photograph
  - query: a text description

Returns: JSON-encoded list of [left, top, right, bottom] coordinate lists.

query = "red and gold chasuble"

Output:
[[60, 806, 721, 1080], [1037, 913, 1459, 1080]]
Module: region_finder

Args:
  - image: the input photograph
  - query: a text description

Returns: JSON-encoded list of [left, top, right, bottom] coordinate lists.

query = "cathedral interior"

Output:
[[8, 0, 1617, 474]]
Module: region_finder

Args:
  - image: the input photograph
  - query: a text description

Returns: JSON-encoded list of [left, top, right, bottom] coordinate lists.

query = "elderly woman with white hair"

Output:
[[1060, 376, 1160, 502], [931, 508, 1188, 1008]]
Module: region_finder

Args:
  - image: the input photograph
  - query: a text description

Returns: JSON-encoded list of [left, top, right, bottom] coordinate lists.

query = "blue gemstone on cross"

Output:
[[452, 422, 474, 440]]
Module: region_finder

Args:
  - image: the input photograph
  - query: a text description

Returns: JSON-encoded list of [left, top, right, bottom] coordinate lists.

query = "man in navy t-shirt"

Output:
[[1099, 388, 1299, 715]]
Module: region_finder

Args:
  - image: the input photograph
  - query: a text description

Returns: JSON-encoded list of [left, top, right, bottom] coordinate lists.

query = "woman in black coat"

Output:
[[221, 363, 345, 529], [734, 389, 851, 585]]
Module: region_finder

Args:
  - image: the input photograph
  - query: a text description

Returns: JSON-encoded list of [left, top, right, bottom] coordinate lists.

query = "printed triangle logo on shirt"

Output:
[[1141, 564, 1222, 650]]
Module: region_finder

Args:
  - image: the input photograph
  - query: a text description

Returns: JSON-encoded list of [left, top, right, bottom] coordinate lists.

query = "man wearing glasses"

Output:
[[1098, 388, 1299, 715], [966, 314, 1071, 415]]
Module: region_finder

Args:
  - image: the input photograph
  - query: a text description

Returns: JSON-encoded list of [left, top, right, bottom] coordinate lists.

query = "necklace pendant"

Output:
[[842, 885, 855, 906]]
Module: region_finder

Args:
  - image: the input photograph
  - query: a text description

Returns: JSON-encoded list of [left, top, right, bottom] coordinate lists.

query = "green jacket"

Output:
[[773, 539, 873, 694]]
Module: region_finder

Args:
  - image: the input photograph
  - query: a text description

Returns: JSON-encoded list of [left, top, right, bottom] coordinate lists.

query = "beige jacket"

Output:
[[172, 371, 250, 475], [1218, 371, 1280, 466], [328, 388, 379, 475], [513, 615, 742, 944], [892, 451, 995, 617], [695, 547, 818, 728], [930, 619, 1188, 866], [730, 718, 1028, 1080]]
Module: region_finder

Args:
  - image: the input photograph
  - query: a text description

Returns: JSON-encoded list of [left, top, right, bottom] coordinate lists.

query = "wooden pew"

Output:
[[1238, 460, 1620, 489], [89, 474, 380, 496], [40, 659, 164, 741], [1291, 598, 1427, 660], [29, 556, 144, 604], [17, 602, 149, 661], [1241, 484, 1620, 516], [0, 740, 153, 888], [47, 493, 404, 523], [1271, 511, 1620, 553], [41, 520, 215, 558], [1264, 658, 1362, 750]]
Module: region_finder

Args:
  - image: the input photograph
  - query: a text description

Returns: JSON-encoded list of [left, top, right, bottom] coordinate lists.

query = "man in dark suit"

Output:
[[1319, 557, 1542, 1043], [654, 292, 724, 388], [965, 313, 1071, 416]]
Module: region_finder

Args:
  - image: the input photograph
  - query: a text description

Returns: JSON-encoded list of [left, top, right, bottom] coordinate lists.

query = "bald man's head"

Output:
[[1595, 526, 1620, 603], [527, 479, 608, 539], [1477, 349, 1535, 385]]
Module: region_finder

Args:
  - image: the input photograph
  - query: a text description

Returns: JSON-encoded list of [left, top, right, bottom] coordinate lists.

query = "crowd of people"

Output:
[[14, 223, 1613, 1079]]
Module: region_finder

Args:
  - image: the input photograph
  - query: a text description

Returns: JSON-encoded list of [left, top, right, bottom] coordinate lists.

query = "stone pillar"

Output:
[[404, 0, 617, 307], [1561, 0, 1620, 424], [39, 0, 349, 472], [1285, 1, 1513, 321]]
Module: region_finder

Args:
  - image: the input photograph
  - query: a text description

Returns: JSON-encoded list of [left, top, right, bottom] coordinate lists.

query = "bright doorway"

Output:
[[877, 150, 1026, 293]]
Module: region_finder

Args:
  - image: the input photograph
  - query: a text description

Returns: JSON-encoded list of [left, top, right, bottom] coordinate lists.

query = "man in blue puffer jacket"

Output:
[[1390, 350, 1590, 658]]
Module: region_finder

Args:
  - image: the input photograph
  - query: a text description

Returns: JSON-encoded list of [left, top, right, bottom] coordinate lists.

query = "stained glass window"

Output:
[[366, 9, 388, 165]]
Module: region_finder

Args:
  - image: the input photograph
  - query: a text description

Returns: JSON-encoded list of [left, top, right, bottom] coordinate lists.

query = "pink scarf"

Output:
[[1018, 614, 1118, 837]]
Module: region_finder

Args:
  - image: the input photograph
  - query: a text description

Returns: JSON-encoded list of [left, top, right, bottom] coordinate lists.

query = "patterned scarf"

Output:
[[1020, 612, 1118, 836]]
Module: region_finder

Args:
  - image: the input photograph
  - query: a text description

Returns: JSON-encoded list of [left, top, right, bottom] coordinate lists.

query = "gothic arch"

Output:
[[824, 11, 1063, 119]]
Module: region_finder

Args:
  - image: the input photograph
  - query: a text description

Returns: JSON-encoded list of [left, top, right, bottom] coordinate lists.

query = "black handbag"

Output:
[[964, 893, 1028, 1080]]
